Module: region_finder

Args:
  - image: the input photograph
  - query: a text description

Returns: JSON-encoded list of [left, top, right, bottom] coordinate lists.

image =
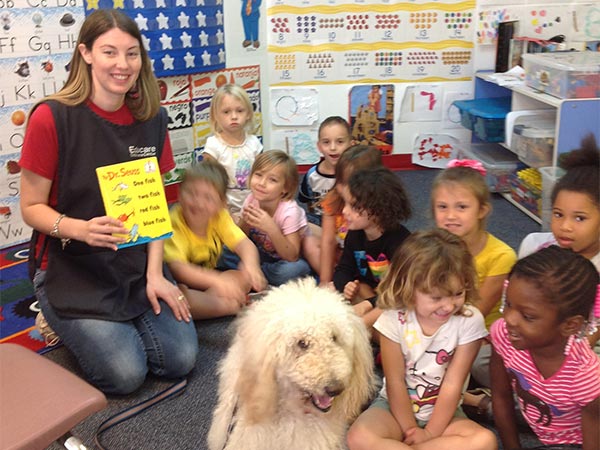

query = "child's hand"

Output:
[[243, 264, 267, 293], [343, 280, 360, 301], [403, 427, 433, 445], [242, 204, 276, 234], [213, 273, 248, 306]]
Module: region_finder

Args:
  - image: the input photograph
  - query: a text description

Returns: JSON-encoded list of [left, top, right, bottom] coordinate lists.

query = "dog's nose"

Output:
[[325, 381, 344, 398]]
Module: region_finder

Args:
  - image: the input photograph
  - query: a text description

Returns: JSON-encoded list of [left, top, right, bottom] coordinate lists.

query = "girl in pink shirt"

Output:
[[490, 245, 600, 449]]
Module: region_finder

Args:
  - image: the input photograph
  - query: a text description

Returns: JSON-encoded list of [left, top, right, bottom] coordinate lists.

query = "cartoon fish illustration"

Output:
[[117, 211, 135, 223], [112, 195, 132, 206], [113, 182, 129, 191]]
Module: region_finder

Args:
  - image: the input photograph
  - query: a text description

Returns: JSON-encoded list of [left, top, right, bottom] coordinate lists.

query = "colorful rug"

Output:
[[0, 243, 50, 353]]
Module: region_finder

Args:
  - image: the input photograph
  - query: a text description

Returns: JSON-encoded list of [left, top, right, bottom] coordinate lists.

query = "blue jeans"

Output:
[[218, 247, 313, 287], [34, 271, 198, 395]]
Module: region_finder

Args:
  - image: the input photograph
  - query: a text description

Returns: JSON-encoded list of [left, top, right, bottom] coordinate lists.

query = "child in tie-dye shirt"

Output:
[[333, 167, 411, 328]]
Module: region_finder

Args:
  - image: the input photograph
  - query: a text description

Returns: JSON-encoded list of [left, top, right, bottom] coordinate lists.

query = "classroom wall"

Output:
[[223, 0, 598, 162]]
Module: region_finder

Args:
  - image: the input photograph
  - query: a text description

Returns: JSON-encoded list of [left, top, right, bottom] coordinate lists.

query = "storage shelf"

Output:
[[500, 193, 542, 224], [510, 84, 562, 108]]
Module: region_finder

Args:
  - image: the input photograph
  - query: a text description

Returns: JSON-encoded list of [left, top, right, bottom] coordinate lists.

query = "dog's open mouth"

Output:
[[310, 393, 335, 412]]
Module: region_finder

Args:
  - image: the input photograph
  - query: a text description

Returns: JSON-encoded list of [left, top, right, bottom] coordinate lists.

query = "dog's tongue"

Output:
[[313, 394, 334, 410]]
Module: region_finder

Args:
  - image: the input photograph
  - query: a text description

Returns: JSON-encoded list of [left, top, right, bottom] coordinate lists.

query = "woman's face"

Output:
[[79, 27, 142, 108]]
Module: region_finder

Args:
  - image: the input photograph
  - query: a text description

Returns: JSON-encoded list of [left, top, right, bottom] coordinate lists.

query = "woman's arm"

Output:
[[319, 213, 338, 285], [146, 240, 191, 322], [20, 168, 127, 250], [380, 334, 418, 434], [582, 396, 600, 450], [490, 347, 521, 450], [422, 339, 480, 439]]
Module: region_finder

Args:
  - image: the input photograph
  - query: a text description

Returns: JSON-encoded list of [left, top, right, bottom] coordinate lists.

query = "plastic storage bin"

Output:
[[457, 143, 520, 192], [522, 52, 600, 99], [452, 97, 512, 142], [512, 116, 555, 168], [539, 166, 565, 231], [509, 168, 542, 217]]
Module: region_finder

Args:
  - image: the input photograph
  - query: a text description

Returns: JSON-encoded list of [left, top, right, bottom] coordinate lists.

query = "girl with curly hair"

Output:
[[332, 166, 412, 328]]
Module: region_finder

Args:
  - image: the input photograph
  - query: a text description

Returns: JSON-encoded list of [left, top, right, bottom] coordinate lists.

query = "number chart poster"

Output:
[[267, 0, 475, 86]]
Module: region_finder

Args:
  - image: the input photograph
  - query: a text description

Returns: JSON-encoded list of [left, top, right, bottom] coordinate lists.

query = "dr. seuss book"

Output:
[[96, 157, 173, 249]]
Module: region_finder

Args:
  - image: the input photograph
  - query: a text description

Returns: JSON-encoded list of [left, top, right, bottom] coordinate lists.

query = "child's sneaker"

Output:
[[35, 311, 60, 346]]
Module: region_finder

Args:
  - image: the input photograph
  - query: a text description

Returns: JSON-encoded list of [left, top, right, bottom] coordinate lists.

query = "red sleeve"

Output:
[[19, 103, 58, 181]]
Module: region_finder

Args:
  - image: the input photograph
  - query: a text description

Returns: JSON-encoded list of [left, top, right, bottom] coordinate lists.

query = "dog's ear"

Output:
[[339, 311, 377, 421], [235, 316, 279, 425]]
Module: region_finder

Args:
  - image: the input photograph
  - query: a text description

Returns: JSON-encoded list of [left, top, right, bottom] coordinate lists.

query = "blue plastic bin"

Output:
[[453, 97, 512, 142]]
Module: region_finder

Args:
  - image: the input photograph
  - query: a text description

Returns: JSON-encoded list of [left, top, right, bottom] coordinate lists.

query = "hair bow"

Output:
[[447, 159, 487, 177]]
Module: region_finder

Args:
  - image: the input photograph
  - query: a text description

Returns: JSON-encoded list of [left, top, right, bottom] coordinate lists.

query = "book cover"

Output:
[[96, 157, 173, 249]]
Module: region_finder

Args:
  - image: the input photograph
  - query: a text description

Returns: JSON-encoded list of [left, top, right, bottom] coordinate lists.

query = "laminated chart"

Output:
[[267, 1, 475, 86], [85, 0, 225, 77]]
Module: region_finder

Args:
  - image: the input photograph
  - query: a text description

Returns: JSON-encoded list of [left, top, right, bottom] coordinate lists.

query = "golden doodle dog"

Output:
[[208, 278, 377, 450]]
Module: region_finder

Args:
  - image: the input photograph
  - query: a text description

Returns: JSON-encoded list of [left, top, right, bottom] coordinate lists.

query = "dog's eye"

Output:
[[331, 333, 337, 343], [297, 339, 310, 350]]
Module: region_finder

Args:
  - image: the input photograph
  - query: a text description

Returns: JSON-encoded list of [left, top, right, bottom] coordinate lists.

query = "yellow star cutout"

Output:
[[86, 0, 99, 9], [113, 0, 125, 8], [404, 329, 421, 349]]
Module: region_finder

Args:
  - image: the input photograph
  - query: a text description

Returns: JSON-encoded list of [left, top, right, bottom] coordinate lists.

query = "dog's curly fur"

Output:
[[208, 278, 377, 450]]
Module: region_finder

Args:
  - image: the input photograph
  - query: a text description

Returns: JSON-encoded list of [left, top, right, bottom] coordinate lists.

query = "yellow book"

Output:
[[96, 157, 173, 249]]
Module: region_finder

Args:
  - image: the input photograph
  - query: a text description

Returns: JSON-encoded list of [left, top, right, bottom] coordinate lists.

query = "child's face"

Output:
[[433, 184, 487, 239], [249, 164, 287, 203], [317, 124, 352, 168], [413, 279, 465, 331], [215, 94, 251, 135], [180, 179, 224, 220], [340, 185, 371, 231], [502, 276, 564, 352], [551, 190, 600, 260]]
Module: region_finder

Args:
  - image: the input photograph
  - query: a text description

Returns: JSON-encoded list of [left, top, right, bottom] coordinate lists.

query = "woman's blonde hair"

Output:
[[209, 84, 255, 134], [31, 9, 160, 121], [250, 150, 298, 200], [431, 166, 491, 230], [181, 159, 229, 202], [377, 228, 478, 313]]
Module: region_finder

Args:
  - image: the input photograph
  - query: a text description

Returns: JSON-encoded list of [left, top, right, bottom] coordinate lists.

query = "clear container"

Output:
[[457, 143, 520, 192], [522, 52, 600, 99], [512, 116, 556, 168]]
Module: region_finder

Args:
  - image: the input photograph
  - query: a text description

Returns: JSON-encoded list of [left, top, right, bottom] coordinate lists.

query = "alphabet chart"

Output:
[[267, 0, 476, 86]]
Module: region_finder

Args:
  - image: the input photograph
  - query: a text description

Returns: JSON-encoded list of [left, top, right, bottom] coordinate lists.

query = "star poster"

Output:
[[85, 0, 225, 77]]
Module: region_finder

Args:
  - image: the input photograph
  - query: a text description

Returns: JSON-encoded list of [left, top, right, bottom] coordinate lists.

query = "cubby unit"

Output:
[[468, 72, 600, 227]]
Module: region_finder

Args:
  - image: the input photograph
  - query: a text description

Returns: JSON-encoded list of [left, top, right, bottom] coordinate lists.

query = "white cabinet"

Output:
[[473, 72, 600, 225]]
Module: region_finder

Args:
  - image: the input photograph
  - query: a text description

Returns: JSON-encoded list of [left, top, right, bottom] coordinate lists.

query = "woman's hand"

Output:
[[80, 216, 129, 250], [146, 274, 191, 322]]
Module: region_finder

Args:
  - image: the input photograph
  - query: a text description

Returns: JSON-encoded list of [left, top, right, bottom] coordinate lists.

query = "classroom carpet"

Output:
[[0, 243, 50, 353]]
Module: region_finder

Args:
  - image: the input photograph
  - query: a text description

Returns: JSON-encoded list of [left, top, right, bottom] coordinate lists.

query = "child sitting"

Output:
[[318, 145, 384, 286], [202, 84, 262, 222], [300, 116, 353, 273], [347, 229, 497, 450], [239, 150, 313, 286], [333, 167, 411, 328], [164, 160, 266, 319], [431, 159, 516, 415], [518, 134, 600, 352], [490, 245, 600, 449]]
